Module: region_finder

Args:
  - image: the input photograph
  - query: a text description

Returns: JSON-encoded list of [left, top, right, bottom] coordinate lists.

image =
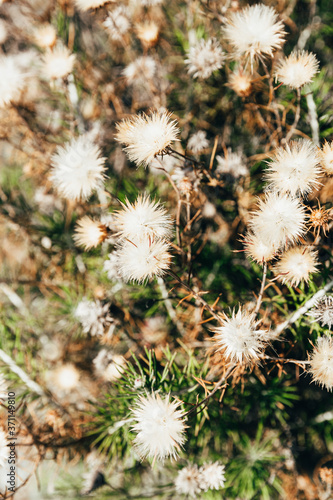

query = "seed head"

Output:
[[272, 246, 318, 287], [309, 336, 333, 391], [43, 45, 75, 80], [74, 217, 109, 250], [185, 38, 225, 79], [175, 465, 201, 498], [308, 295, 333, 329], [131, 392, 187, 462], [320, 141, 333, 176], [275, 50, 319, 89]]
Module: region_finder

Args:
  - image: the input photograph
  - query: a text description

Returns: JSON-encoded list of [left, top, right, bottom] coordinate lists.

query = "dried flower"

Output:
[[212, 308, 269, 364], [175, 465, 201, 498], [222, 4, 285, 66], [185, 38, 225, 79], [187, 131, 209, 154], [123, 56, 156, 85], [216, 150, 248, 178], [0, 55, 27, 107], [308, 295, 333, 329], [275, 50, 319, 89], [34, 24, 57, 48], [244, 232, 277, 264], [136, 22, 159, 48], [116, 238, 171, 283], [320, 141, 333, 176], [272, 246, 318, 287], [309, 336, 333, 391], [43, 45, 75, 80], [249, 193, 307, 250], [103, 7, 130, 41], [50, 136, 107, 201], [74, 298, 114, 337], [200, 462, 226, 491], [265, 140, 321, 197], [115, 111, 179, 166], [131, 392, 187, 462], [308, 203, 331, 237], [228, 69, 252, 97], [74, 217, 108, 250], [114, 195, 173, 241]]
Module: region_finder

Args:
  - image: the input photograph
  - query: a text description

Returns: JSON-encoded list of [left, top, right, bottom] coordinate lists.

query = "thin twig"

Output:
[[284, 87, 301, 143], [273, 279, 333, 338], [254, 261, 268, 315]]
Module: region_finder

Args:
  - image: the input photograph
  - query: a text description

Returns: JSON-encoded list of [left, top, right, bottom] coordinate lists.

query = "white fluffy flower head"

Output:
[[131, 392, 187, 462], [54, 364, 80, 391], [114, 195, 173, 241], [103, 7, 130, 41], [187, 131, 209, 154], [123, 56, 156, 85], [275, 50, 319, 89], [244, 232, 277, 264], [216, 150, 248, 178], [249, 193, 307, 250], [223, 4, 285, 66], [273, 246, 318, 287], [116, 239, 171, 283], [175, 465, 201, 498], [34, 24, 57, 48], [50, 136, 107, 201], [200, 462, 226, 491], [93, 350, 126, 382], [74, 298, 113, 337], [213, 308, 269, 364], [115, 111, 180, 166], [309, 336, 333, 391], [308, 295, 333, 329], [74, 216, 108, 250], [0, 55, 27, 108], [43, 46, 75, 80], [265, 140, 321, 197], [320, 141, 333, 176], [185, 38, 225, 79]]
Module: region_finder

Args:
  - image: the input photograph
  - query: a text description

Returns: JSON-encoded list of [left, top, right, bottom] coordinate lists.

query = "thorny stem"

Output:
[[166, 270, 223, 324], [254, 261, 268, 315], [261, 355, 311, 366], [273, 278, 333, 338], [185, 365, 235, 417], [284, 87, 301, 143]]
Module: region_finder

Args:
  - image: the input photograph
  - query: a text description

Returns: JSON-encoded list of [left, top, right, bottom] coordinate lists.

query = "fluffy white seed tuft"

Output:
[[244, 232, 277, 264], [272, 246, 318, 287], [123, 56, 157, 85], [222, 4, 286, 66], [309, 336, 333, 391], [216, 150, 248, 178], [114, 195, 173, 241], [50, 136, 107, 201], [103, 7, 130, 41], [200, 462, 226, 491], [265, 140, 321, 197], [74, 298, 114, 337], [212, 308, 269, 364], [0, 55, 27, 108], [131, 392, 187, 462], [185, 38, 225, 79], [43, 45, 76, 80], [187, 131, 209, 154], [320, 141, 333, 176], [115, 111, 180, 166], [74, 216, 108, 250], [175, 465, 201, 498], [308, 295, 333, 329], [116, 239, 171, 283], [275, 50, 319, 89], [249, 193, 307, 250]]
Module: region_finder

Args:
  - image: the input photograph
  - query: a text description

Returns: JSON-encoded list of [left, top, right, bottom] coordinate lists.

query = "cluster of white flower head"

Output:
[[212, 307, 270, 364], [115, 111, 180, 167], [74, 298, 115, 337], [130, 392, 187, 462], [110, 195, 173, 283], [103, 7, 130, 41], [309, 336, 333, 391], [308, 295, 333, 329], [50, 136, 107, 201], [185, 38, 225, 79], [175, 461, 226, 497]]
